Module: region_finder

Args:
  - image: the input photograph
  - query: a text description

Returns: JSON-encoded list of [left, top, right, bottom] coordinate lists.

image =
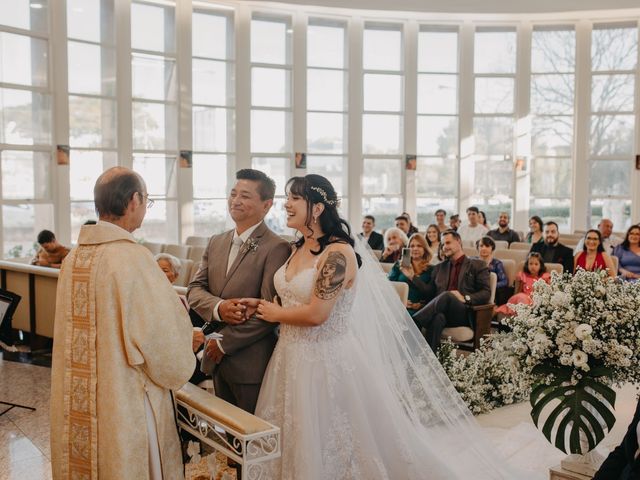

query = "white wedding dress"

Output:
[[255, 242, 542, 480]]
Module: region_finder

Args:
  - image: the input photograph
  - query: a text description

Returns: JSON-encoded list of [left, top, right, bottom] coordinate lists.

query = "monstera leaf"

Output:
[[530, 365, 616, 454]]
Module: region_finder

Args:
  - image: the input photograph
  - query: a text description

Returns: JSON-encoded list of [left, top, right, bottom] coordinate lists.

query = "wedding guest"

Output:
[[388, 234, 434, 315], [411, 230, 491, 352], [475, 237, 509, 304], [530, 221, 574, 274], [435, 209, 448, 233], [426, 224, 441, 265], [478, 210, 490, 230], [358, 215, 384, 251], [401, 212, 420, 236], [593, 397, 640, 480], [526, 216, 544, 245], [613, 225, 640, 281], [449, 214, 461, 231], [495, 252, 550, 316], [573, 218, 622, 255], [395, 216, 411, 236], [380, 227, 409, 264], [457, 206, 489, 245], [30, 230, 70, 268], [574, 230, 616, 278], [487, 212, 521, 245], [155, 252, 181, 284]]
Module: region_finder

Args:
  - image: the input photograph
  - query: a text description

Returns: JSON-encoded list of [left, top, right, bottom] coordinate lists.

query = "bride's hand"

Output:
[[256, 299, 282, 323], [238, 298, 260, 319]]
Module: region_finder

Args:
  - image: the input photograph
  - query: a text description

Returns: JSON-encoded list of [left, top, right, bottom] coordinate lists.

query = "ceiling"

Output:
[[246, 0, 640, 15]]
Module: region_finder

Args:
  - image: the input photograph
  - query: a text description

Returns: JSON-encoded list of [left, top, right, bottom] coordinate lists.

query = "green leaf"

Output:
[[530, 378, 616, 454]]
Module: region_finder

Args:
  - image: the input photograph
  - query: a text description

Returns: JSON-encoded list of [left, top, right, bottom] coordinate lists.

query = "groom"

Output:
[[187, 169, 290, 413]]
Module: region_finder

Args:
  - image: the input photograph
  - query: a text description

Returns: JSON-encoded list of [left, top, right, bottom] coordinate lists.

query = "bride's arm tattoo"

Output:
[[315, 251, 347, 300]]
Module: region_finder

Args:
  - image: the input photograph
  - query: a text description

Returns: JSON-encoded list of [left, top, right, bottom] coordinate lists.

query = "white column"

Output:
[[632, 20, 640, 224], [403, 20, 418, 223], [50, 0, 71, 244], [347, 18, 364, 228], [176, 0, 193, 242], [115, 0, 132, 168], [572, 20, 592, 232], [458, 22, 475, 214], [235, 5, 251, 171], [292, 12, 307, 174]]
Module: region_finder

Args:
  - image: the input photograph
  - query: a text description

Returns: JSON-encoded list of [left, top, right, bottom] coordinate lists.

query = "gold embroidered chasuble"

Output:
[[51, 221, 195, 479]]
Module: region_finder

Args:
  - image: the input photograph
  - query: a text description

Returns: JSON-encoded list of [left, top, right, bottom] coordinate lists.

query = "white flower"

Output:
[[574, 324, 593, 341], [571, 349, 589, 368], [551, 291, 570, 308]]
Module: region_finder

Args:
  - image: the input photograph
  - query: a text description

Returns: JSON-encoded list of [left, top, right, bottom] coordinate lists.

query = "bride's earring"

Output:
[[313, 216, 318, 224]]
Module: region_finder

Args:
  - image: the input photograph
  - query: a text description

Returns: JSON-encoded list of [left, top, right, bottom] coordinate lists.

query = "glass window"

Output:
[[131, 2, 175, 54], [363, 26, 402, 71], [362, 114, 401, 155], [3, 204, 54, 258], [592, 25, 637, 72], [251, 17, 289, 65], [1, 151, 50, 200], [417, 74, 457, 115], [192, 12, 229, 59], [193, 59, 228, 106], [474, 30, 516, 74], [307, 113, 345, 154], [418, 29, 458, 73], [307, 69, 345, 111], [0, 32, 48, 87], [0, 88, 51, 145], [364, 74, 402, 112], [308, 23, 345, 69], [0, 0, 48, 32], [252, 67, 290, 108]]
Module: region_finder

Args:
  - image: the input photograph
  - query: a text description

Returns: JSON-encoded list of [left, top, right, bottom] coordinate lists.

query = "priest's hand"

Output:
[[205, 339, 224, 364], [256, 299, 282, 323], [219, 298, 247, 325]]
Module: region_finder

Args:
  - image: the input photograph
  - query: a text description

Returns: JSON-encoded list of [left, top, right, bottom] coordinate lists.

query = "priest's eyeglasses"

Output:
[[139, 192, 155, 209]]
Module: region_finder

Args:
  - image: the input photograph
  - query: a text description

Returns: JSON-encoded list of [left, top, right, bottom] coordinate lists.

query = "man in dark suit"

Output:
[[187, 169, 291, 414], [358, 215, 384, 251], [411, 229, 491, 352], [529, 221, 574, 274], [593, 398, 640, 480]]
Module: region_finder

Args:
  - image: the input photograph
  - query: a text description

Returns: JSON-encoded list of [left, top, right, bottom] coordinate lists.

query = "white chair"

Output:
[[493, 240, 509, 250], [390, 281, 409, 306], [610, 255, 619, 275], [188, 246, 205, 263], [380, 262, 394, 274], [494, 249, 528, 264], [142, 241, 164, 255], [463, 247, 477, 257], [164, 244, 191, 259], [371, 249, 383, 260], [509, 241, 531, 251], [500, 259, 517, 288], [185, 236, 209, 247], [173, 258, 194, 287]]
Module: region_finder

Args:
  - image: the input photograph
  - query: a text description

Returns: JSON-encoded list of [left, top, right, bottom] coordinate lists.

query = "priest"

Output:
[[50, 167, 195, 479]]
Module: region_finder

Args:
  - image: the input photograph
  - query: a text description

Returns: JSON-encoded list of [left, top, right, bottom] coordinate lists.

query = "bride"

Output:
[[243, 174, 540, 479]]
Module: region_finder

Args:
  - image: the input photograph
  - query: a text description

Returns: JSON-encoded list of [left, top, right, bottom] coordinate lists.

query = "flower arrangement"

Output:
[[506, 269, 640, 455]]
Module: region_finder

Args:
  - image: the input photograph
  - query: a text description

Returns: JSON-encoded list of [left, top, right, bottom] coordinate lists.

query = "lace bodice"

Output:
[[273, 262, 355, 343]]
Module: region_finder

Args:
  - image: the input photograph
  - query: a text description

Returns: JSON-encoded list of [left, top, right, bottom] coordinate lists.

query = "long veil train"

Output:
[[350, 235, 542, 479]]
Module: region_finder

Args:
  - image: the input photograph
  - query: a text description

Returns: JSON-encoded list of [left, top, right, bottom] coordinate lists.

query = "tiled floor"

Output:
[[0, 353, 637, 479]]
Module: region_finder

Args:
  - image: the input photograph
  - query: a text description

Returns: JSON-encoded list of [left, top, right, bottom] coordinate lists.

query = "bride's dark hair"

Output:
[[286, 174, 362, 268]]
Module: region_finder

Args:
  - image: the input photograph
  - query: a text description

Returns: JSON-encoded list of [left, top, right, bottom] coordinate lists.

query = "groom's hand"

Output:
[[219, 298, 247, 325], [205, 339, 224, 364], [238, 298, 259, 320]]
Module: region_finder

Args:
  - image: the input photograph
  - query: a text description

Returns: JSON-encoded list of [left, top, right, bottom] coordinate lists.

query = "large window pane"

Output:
[[193, 59, 228, 106], [590, 114, 635, 156], [474, 77, 514, 114], [362, 158, 402, 195], [132, 101, 177, 151], [364, 74, 402, 112], [418, 30, 458, 73], [135, 199, 178, 243], [307, 69, 345, 111], [530, 198, 571, 232], [67, 0, 109, 43], [192, 154, 228, 198], [416, 197, 456, 228], [417, 116, 458, 156], [69, 151, 115, 201], [532, 117, 573, 157], [308, 23, 344, 69], [307, 113, 344, 154], [590, 199, 631, 231], [592, 26, 637, 72], [132, 54, 177, 101], [473, 156, 513, 197], [68, 41, 115, 96], [473, 117, 513, 155], [418, 74, 457, 114], [474, 30, 516, 74], [0, 0, 48, 32], [416, 157, 456, 197], [252, 67, 289, 108], [1, 151, 50, 200], [591, 74, 635, 113], [531, 74, 574, 115], [252, 157, 288, 195], [363, 27, 402, 71], [251, 110, 287, 153], [69, 96, 116, 148], [193, 107, 231, 152], [192, 12, 228, 60], [251, 18, 288, 65], [131, 2, 174, 54], [362, 114, 401, 154], [362, 197, 402, 229], [194, 199, 228, 237], [3, 204, 54, 258], [0, 88, 51, 145], [306, 156, 345, 196], [532, 29, 575, 73], [71, 201, 98, 242], [0, 32, 48, 87], [531, 157, 572, 197], [132, 154, 177, 197], [591, 160, 631, 196]]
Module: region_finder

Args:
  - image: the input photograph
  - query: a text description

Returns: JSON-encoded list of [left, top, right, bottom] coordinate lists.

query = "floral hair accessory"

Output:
[[310, 186, 340, 207]]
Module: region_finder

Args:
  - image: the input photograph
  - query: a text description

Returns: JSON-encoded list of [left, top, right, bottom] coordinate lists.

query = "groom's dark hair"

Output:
[[236, 169, 276, 201]]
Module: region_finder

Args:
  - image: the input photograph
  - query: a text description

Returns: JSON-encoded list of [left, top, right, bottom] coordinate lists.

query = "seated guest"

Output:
[[30, 230, 70, 268], [394, 215, 411, 236], [457, 206, 489, 245], [388, 234, 434, 315], [401, 212, 419, 236], [475, 236, 509, 304], [574, 229, 616, 278], [411, 230, 491, 352], [574, 218, 622, 255], [449, 214, 461, 231], [526, 215, 544, 245], [593, 396, 640, 480], [380, 227, 408, 263], [425, 224, 441, 265], [435, 209, 448, 233], [155, 252, 182, 284], [487, 212, 521, 245], [478, 210, 490, 230], [496, 252, 550, 316], [614, 225, 640, 281], [358, 215, 384, 251], [530, 221, 574, 274]]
